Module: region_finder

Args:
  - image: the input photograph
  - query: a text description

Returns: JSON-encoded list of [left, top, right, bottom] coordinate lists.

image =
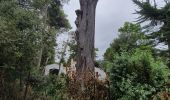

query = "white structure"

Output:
[[95, 67, 107, 80], [44, 59, 107, 80], [44, 63, 66, 75]]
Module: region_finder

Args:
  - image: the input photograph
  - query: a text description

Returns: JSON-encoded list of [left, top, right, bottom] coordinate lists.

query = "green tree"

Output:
[[0, 0, 70, 99], [133, 0, 170, 67], [107, 49, 169, 100], [104, 22, 148, 61], [104, 22, 170, 99]]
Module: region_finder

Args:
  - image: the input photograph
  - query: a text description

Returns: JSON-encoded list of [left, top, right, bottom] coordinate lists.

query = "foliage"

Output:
[[0, 0, 70, 99], [108, 49, 170, 99], [133, 0, 170, 63], [30, 73, 68, 100], [104, 22, 151, 61], [104, 22, 170, 99], [1, 0, 170, 99]]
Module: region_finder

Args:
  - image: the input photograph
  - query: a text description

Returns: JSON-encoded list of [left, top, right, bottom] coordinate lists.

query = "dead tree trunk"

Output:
[[75, 0, 98, 78]]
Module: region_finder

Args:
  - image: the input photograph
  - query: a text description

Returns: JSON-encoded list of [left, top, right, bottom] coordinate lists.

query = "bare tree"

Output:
[[75, 0, 98, 78]]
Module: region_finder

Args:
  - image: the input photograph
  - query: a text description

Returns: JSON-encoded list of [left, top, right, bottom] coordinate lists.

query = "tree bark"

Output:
[[167, 39, 170, 68], [75, 0, 98, 77], [37, 4, 49, 68]]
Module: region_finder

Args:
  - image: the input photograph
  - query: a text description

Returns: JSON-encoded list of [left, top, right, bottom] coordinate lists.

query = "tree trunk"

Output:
[[75, 0, 98, 78], [37, 4, 49, 68], [167, 39, 170, 68]]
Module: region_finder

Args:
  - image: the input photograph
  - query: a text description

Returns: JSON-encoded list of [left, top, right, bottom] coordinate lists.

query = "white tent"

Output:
[[44, 61, 106, 80], [44, 64, 66, 75]]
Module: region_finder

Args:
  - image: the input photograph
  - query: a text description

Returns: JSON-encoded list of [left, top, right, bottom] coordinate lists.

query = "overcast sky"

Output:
[[63, 0, 166, 60]]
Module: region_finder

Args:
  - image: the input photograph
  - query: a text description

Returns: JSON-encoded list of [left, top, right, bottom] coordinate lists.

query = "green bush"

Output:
[[31, 73, 68, 100], [107, 49, 170, 99]]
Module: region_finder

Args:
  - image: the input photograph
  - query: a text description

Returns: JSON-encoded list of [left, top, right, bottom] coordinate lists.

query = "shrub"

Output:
[[108, 49, 170, 99]]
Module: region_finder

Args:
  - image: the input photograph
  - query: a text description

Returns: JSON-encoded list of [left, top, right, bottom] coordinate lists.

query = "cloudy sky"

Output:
[[62, 0, 166, 59]]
